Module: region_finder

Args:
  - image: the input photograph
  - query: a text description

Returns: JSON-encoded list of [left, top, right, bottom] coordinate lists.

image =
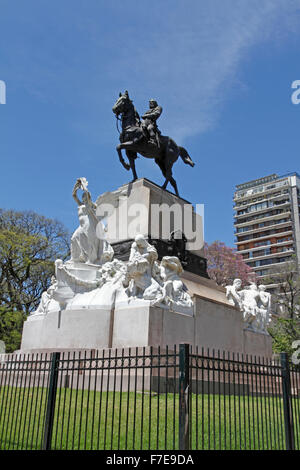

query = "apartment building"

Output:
[[233, 173, 300, 289]]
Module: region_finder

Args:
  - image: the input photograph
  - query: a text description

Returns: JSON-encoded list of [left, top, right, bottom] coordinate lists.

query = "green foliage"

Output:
[[0, 306, 25, 353], [268, 317, 300, 356], [0, 209, 69, 315], [0, 209, 70, 351], [264, 257, 300, 320], [264, 257, 300, 354]]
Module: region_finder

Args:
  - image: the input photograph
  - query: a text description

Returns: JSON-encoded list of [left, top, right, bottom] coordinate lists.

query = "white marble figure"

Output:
[[65, 236, 193, 311], [226, 279, 272, 333], [239, 283, 260, 327], [70, 177, 112, 265], [97, 258, 126, 288], [153, 256, 193, 310], [257, 285, 272, 331], [123, 234, 161, 300], [225, 278, 243, 310], [35, 276, 58, 314], [101, 239, 115, 264], [66, 258, 127, 310]]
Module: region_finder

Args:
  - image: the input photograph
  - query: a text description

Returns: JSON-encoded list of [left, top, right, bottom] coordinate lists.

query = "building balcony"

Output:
[[237, 239, 293, 254], [233, 190, 290, 211], [234, 221, 292, 237], [235, 228, 293, 244], [243, 248, 295, 263], [234, 210, 291, 229], [234, 201, 290, 219], [236, 187, 290, 202], [234, 208, 291, 224], [247, 253, 294, 270], [233, 179, 290, 202]]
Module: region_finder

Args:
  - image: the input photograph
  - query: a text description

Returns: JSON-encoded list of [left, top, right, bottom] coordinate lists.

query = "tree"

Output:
[[264, 257, 300, 354], [0, 209, 70, 316], [268, 317, 300, 356], [264, 257, 300, 319], [0, 306, 25, 353], [204, 240, 256, 287]]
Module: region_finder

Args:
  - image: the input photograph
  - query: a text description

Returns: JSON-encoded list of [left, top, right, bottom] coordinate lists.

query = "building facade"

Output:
[[233, 173, 300, 289]]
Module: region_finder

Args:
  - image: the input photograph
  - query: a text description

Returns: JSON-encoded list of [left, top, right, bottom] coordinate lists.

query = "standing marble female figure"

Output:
[[70, 177, 105, 265]]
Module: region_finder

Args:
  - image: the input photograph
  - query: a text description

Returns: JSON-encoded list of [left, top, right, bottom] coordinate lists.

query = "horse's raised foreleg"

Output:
[[116, 144, 130, 171]]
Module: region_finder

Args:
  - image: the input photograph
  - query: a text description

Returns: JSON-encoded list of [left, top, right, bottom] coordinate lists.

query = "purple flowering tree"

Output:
[[204, 240, 257, 287]]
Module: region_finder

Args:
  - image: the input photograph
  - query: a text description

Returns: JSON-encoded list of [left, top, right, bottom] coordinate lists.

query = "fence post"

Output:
[[43, 352, 60, 450], [179, 343, 190, 450], [280, 352, 295, 450]]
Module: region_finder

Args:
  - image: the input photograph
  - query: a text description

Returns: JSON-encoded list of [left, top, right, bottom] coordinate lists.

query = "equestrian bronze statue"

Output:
[[112, 91, 194, 197]]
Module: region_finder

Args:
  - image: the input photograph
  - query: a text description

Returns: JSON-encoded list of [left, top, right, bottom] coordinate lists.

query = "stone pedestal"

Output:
[[243, 328, 273, 357], [21, 308, 112, 351], [20, 294, 272, 357], [96, 178, 207, 278], [112, 303, 194, 349]]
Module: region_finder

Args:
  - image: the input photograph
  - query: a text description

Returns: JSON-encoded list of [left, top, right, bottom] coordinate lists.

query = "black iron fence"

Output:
[[0, 345, 299, 450]]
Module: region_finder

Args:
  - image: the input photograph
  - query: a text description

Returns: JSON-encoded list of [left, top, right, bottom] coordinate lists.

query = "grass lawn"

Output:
[[0, 385, 298, 450]]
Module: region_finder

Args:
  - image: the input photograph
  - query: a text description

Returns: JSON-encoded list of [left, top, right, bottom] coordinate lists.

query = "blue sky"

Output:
[[1, 0, 300, 246]]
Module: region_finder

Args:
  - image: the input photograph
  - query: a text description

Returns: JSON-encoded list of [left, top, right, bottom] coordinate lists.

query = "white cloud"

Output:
[[104, 0, 300, 142], [2, 0, 300, 144]]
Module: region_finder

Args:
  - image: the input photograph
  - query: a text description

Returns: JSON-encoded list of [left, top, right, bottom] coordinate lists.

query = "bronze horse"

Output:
[[112, 91, 194, 197]]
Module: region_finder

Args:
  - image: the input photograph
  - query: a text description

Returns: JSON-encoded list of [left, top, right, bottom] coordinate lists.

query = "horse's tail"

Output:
[[179, 146, 195, 167]]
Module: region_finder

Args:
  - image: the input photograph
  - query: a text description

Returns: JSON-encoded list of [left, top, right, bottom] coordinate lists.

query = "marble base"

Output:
[[20, 295, 272, 357], [21, 308, 112, 351]]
